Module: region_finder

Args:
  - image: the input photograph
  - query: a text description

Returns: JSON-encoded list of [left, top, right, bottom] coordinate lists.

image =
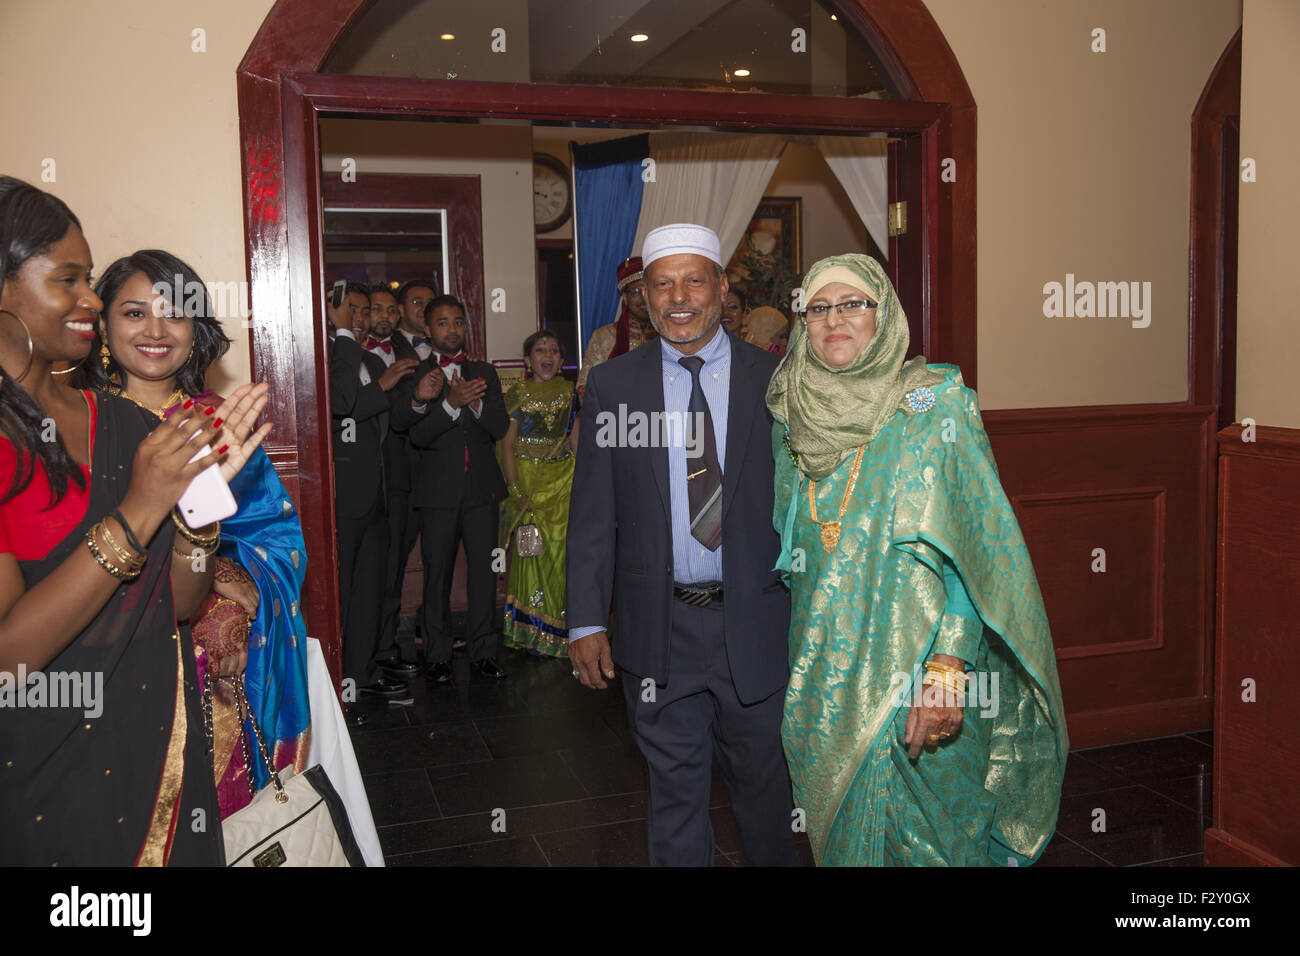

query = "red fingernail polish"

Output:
[[212, 418, 223, 429], [217, 444, 229, 454], [183, 399, 195, 409], [204, 406, 215, 416]]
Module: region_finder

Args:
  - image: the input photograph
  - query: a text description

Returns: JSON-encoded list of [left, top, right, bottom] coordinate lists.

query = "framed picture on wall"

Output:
[[726, 196, 802, 310]]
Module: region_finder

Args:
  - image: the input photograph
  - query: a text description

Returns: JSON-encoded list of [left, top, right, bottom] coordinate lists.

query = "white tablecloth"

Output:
[[305, 638, 385, 866]]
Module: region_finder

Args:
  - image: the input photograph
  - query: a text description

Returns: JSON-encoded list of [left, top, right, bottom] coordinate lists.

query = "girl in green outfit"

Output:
[[766, 254, 1067, 865], [501, 330, 577, 659]]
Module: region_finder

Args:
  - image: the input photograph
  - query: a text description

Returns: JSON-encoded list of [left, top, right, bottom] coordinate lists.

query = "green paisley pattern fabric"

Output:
[[773, 364, 1067, 866]]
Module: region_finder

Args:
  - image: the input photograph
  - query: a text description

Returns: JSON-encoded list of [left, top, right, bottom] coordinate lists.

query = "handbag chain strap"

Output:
[[202, 673, 289, 804]]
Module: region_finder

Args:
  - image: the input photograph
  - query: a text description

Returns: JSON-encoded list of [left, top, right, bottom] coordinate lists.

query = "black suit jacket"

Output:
[[566, 332, 791, 704], [330, 333, 389, 518], [390, 357, 509, 508], [374, 336, 418, 494]]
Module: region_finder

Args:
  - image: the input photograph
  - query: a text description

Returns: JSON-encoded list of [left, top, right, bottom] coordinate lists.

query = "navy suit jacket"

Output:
[[566, 332, 792, 704]]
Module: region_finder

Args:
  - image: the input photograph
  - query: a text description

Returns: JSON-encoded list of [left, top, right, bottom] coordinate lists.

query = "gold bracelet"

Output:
[[100, 518, 145, 570], [172, 542, 217, 561], [86, 524, 142, 580], [171, 509, 220, 548]]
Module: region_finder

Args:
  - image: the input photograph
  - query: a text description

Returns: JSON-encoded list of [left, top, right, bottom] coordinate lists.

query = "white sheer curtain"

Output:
[[632, 132, 788, 262], [816, 135, 890, 259]]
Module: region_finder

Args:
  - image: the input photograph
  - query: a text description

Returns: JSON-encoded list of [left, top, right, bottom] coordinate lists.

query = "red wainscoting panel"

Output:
[[983, 404, 1217, 748], [1206, 424, 1300, 866]]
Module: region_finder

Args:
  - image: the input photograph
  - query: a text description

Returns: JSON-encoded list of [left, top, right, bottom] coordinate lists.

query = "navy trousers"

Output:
[[621, 598, 798, 866]]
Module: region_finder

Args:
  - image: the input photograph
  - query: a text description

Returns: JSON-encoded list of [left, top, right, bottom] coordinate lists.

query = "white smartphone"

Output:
[[176, 445, 238, 529]]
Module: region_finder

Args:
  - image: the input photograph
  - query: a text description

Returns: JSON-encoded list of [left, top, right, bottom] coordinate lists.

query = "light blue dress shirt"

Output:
[[571, 327, 731, 644]]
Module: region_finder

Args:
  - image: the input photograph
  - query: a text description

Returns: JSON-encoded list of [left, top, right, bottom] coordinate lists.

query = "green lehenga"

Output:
[[501, 377, 575, 658], [773, 367, 1067, 866]]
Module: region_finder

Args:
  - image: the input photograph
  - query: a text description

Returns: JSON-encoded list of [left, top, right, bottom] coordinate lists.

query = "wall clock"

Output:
[[533, 152, 572, 234]]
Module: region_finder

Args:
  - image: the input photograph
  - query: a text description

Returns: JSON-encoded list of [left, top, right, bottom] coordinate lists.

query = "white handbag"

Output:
[[205, 675, 366, 867]]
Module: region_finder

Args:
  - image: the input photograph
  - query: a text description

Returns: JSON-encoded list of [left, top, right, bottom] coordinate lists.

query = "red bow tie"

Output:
[[438, 353, 466, 368], [365, 336, 392, 353]]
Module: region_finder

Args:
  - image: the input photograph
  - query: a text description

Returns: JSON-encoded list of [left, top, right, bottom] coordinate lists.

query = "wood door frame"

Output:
[[321, 172, 486, 355], [237, 0, 977, 683]]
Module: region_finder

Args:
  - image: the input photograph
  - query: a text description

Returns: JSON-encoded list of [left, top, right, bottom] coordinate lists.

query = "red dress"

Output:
[[0, 391, 96, 559]]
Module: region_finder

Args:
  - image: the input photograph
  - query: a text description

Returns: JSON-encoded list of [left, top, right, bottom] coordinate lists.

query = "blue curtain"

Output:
[[573, 134, 649, 355]]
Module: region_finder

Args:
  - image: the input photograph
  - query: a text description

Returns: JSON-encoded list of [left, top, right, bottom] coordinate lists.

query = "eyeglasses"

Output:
[[802, 299, 877, 322]]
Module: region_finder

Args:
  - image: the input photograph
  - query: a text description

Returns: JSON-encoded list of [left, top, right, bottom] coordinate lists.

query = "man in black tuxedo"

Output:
[[328, 280, 415, 701], [391, 294, 510, 683], [366, 282, 422, 674], [567, 223, 797, 866]]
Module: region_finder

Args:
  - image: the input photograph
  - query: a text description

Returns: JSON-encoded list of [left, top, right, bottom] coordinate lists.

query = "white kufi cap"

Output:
[[641, 223, 723, 268]]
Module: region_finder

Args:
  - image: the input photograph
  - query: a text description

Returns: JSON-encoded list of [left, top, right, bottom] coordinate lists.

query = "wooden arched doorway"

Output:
[[236, 0, 977, 681]]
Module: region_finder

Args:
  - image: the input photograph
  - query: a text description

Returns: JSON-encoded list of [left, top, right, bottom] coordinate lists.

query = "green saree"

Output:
[[772, 365, 1067, 866], [501, 377, 575, 658]]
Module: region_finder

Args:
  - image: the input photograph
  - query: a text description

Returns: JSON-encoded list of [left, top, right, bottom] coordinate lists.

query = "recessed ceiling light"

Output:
[[630, 33, 649, 42], [440, 33, 455, 40], [734, 69, 751, 77], [830, 14, 838, 21]]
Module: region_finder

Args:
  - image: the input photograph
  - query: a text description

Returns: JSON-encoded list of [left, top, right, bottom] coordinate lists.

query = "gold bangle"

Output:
[[171, 509, 220, 548], [925, 659, 966, 677], [86, 524, 141, 581], [100, 518, 145, 570]]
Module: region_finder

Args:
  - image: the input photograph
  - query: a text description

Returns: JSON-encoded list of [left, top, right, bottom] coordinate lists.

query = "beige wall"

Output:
[[321, 118, 539, 362], [0, 0, 275, 392], [1236, 0, 1299, 429], [924, 0, 1241, 409]]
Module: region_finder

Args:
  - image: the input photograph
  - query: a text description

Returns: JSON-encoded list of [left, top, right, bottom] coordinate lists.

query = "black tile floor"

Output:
[[348, 641, 1213, 867]]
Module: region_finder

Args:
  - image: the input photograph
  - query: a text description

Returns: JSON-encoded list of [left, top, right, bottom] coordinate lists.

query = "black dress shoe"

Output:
[[425, 660, 454, 684], [376, 656, 419, 677], [359, 676, 409, 698], [472, 657, 507, 679]]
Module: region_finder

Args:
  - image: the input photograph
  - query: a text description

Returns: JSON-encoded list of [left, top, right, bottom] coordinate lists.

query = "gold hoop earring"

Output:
[[0, 309, 34, 383]]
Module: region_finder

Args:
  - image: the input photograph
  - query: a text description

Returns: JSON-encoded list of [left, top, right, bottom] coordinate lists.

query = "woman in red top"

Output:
[[0, 177, 271, 865]]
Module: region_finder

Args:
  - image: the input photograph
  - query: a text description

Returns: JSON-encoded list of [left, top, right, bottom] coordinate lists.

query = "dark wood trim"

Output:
[[1217, 422, 1300, 461], [321, 173, 486, 356], [1009, 487, 1168, 661], [1068, 698, 1213, 751], [1211, 423, 1300, 865], [238, 0, 979, 685], [1204, 828, 1289, 867], [1188, 30, 1241, 413], [287, 71, 948, 130], [986, 405, 1216, 745]]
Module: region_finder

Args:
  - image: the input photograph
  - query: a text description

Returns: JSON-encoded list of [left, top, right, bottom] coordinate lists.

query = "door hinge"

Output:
[[888, 201, 907, 237]]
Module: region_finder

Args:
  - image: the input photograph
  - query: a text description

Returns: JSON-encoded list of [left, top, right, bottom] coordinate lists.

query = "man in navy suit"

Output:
[[567, 224, 797, 866]]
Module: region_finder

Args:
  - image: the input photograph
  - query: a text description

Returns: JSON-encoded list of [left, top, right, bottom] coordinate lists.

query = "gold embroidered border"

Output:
[[136, 632, 187, 867]]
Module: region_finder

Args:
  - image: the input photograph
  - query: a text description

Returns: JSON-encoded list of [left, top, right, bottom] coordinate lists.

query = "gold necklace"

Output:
[[115, 386, 186, 418], [807, 444, 866, 553]]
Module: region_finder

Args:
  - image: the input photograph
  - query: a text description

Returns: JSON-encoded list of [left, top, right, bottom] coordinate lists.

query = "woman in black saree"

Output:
[[0, 177, 271, 865]]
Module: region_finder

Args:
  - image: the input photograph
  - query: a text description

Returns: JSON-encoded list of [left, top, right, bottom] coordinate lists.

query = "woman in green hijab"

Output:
[[766, 254, 1067, 866]]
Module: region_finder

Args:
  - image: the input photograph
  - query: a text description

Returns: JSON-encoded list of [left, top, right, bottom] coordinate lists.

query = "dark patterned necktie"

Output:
[[678, 356, 723, 550]]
